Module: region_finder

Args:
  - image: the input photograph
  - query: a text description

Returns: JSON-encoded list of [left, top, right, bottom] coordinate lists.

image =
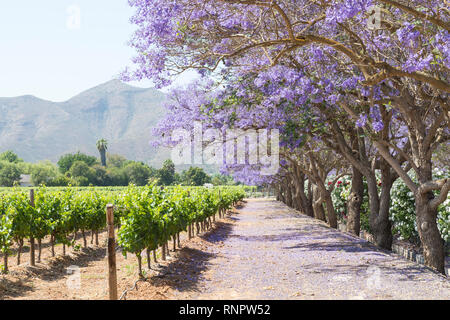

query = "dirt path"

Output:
[[168, 199, 449, 300], [1, 198, 449, 300]]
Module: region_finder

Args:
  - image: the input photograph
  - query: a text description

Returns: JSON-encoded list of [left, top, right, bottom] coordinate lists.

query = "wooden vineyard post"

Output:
[[106, 204, 118, 300], [29, 189, 35, 267]]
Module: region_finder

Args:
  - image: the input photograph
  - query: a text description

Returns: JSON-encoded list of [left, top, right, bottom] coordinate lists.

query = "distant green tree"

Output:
[[106, 167, 129, 186], [48, 175, 71, 187], [0, 150, 22, 163], [181, 167, 211, 186], [124, 162, 152, 186], [96, 139, 108, 167], [107, 154, 128, 168], [0, 161, 21, 186], [92, 164, 108, 186], [211, 174, 236, 186], [74, 176, 90, 187], [157, 159, 176, 185], [57, 152, 97, 173], [173, 172, 181, 185], [68, 161, 96, 186], [30, 161, 59, 186], [17, 161, 33, 175]]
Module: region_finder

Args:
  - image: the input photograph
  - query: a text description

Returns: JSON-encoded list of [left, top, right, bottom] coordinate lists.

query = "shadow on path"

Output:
[[144, 220, 235, 294]]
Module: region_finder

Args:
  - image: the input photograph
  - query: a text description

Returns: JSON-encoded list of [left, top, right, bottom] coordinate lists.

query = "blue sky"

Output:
[[0, 1, 195, 101]]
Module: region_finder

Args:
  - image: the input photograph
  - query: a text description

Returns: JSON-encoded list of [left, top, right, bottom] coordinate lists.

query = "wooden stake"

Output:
[[29, 189, 35, 266], [106, 204, 118, 300]]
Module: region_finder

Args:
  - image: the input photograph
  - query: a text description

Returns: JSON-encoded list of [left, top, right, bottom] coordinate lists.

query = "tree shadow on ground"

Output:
[[224, 223, 369, 245], [0, 246, 106, 299], [299, 259, 446, 283], [143, 220, 235, 294], [283, 240, 389, 256], [0, 276, 34, 299]]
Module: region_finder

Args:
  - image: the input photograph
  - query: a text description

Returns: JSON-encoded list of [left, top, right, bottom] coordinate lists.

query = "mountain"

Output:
[[0, 80, 172, 167]]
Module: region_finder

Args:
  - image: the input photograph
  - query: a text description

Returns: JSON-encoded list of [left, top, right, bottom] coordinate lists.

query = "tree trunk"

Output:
[[312, 186, 326, 222], [347, 167, 363, 235], [367, 163, 394, 250], [416, 192, 445, 273], [153, 250, 157, 263], [30, 236, 35, 266], [38, 238, 42, 263], [137, 254, 143, 278], [285, 182, 293, 208], [305, 180, 314, 217], [100, 150, 106, 167], [323, 191, 338, 229], [17, 239, 23, 265], [3, 252, 8, 274], [146, 248, 151, 269], [292, 169, 310, 215], [51, 234, 55, 257], [82, 230, 87, 248], [373, 183, 393, 250]]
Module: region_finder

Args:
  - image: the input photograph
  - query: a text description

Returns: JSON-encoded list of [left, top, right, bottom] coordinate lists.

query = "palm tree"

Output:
[[96, 139, 108, 167]]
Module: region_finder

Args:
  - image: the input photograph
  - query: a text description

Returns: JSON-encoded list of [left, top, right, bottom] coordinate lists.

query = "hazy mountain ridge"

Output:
[[0, 80, 171, 166]]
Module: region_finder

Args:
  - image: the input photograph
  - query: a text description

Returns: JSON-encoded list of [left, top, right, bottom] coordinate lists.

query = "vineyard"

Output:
[[0, 185, 245, 276]]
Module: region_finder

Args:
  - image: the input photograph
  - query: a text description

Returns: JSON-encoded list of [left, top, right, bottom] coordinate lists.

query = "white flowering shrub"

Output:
[[389, 169, 449, 244], [329, 170, 449, 245], [330, 175, 370, 232], [390, 178, 419, 242]]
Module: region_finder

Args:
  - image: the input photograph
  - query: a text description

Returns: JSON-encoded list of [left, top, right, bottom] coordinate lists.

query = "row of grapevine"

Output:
[[116, 185, 244, 276], [0, 185, 245, 274]]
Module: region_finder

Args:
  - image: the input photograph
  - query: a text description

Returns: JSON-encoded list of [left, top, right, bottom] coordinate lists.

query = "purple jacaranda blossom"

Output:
[[356, 114, 367, 128], [372, 120, 384, 132]]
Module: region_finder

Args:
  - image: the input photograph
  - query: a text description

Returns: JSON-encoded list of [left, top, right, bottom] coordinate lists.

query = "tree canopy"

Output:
[[122, 0, 449, 273]]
